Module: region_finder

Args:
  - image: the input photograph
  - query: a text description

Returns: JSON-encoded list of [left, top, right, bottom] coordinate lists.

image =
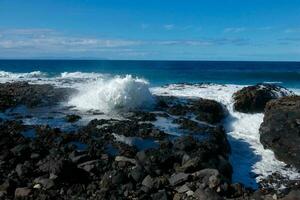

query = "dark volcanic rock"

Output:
[[233, 83, 293, 113], [260, 96, 300, 168], [191, 99, 225, 124], [0, 82, 75, 110]]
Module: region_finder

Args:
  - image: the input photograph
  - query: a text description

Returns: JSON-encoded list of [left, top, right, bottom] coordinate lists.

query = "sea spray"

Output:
[[68, 75, 155, 112]]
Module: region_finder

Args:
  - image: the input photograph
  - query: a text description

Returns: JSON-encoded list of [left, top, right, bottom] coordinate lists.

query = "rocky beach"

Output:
[[0, 80, 299, 200]]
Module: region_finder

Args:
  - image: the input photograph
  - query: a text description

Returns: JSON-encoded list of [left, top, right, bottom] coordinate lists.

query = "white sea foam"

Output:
[[60, 71, 106, 80], [151, 83, 300, 188], [0, 71, 47, 79], [68, 75, 155, 112]]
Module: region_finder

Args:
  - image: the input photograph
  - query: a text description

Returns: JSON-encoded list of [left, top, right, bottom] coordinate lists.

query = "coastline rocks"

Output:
[[163, 96, 226, 124], [260, 96, 300, 168], [191, 99, 225, 124], [233, 83, 293, 113], [0, 82, 75, 110]]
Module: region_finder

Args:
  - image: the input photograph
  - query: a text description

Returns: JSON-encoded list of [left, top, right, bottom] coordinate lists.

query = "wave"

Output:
[[60, 71, 107, 80], [68, 75, 155, 112], [0, 71, 47, 79]]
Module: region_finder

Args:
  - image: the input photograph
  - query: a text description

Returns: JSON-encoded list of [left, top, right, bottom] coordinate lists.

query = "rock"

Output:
[[130, 165, 145, 182], [173, 136, 197, 151], [168, 173, 190, 186], [77, 160, 100, 173], [142, 175, 155, 189], [233, 83, 293, 113], [14, 187, 31, 198], [111, 171, 126, 185], [65, 114, 81, 123], [191, 99, 225, 124], [151, 190, 168, 200], [0, 179, 17, 196], [194, 188, 223, 200], [176, 157, 200, 173], [260, 96, 300, 168], [115, 156, 137, 165], [192, 169, 221, 189], [34, 178, 55, 189], [0, 82, 75, 110], [176, 184, 191, 193], [281, 190, 300, 200], [39, 158, 90, 183]]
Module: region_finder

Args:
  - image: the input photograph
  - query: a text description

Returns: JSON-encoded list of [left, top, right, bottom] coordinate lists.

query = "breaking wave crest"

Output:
[[0, 71, 47, 79], [68, 75, 155, 112]]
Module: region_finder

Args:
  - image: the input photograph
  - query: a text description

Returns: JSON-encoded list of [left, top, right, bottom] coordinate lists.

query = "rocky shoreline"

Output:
[[0, 82, 299, 199]]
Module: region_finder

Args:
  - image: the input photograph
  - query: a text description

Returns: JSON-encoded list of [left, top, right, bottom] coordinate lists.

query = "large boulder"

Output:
[[260, 96, 300, 168], [233, 83, 293, 113]]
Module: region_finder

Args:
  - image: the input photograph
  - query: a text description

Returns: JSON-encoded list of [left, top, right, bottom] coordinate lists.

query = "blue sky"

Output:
[[0, 0, 299, 60]]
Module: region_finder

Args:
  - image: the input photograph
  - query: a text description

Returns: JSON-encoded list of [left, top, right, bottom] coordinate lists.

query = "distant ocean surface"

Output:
[[0, 60, 300, 88]]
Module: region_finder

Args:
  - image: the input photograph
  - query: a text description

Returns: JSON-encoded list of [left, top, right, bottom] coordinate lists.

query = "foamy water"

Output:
[[151, 84, 300, 187], [68, 75, 155, 112], [0, 70, 299, 188]]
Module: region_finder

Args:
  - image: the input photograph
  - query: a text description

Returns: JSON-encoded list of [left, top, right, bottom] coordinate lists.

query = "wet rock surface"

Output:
[[0, 82, 298, 199], [233, 83, 293, 113], [0, 82, 75, 111], [260, 96, 300, 169]]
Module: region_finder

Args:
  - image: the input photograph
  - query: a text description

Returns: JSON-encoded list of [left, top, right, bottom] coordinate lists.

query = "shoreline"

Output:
[[0, 81, 299, 199]]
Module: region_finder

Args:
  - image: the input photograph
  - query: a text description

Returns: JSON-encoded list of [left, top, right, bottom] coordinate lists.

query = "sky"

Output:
[[0, 0, 300, 61]]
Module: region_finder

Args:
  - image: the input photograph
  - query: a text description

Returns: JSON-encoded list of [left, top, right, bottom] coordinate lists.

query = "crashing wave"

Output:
[[68, 75, 155, 112]]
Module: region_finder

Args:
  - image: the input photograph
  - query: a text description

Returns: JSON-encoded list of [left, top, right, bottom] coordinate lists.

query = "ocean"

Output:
[[0, 59, 300, 188], [0, 60, 300, 88]]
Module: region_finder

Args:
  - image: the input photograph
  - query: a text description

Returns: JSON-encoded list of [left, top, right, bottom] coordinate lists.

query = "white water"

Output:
[[0, 71, 300, 187], [68, 75, 155, 112], [151, 84, 300, 188]]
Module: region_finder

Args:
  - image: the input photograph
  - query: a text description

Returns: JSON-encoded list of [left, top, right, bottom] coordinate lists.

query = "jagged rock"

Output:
[[142, 175, 155, 189], [151, 190, 168, 200], [14, 187, 31, 198], [260, 96, 300, 168], [115, 156, 137, 165], [233, 83, 293, 113], [194, 188, 223, 200], [168, 173, 190, 186], [33, 178, 55, 189], [130, 165, 145, 182]]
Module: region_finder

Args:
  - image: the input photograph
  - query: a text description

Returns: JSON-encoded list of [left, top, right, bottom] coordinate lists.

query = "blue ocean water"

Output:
[[0, 60, 299, 88]]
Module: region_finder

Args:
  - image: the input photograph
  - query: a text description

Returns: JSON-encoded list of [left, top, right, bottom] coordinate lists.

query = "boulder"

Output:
[[191, 99, 225, 124], [233, 83, 293, 113], [260, 96, 300, 168]]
